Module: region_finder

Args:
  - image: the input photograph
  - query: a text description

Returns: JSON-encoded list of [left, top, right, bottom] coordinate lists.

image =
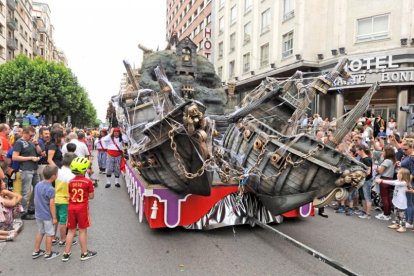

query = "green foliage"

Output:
[[0, 55, 97, 127]]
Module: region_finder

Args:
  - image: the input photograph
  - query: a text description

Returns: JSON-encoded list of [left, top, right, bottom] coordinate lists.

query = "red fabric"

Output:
[[67, 207, 90, 229], [107, 150, 122, 157], [380, 183, 393, 216], [0, 135, 11, 161], [120, 157, 126, 173], [68, 176, 94, 205]]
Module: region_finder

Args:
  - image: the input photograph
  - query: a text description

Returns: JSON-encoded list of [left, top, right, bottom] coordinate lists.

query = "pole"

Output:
[[251, 218, 360, 276]]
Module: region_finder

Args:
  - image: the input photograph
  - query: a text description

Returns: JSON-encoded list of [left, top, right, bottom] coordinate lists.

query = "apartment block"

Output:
[[0, 1, 7, 63], [214, 0, 414, 132], [166, 0, 212, 59]]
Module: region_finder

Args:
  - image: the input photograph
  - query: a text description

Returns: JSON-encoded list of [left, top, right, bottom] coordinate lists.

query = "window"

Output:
[[200, 20, 205, 31], [260, 43, 269, 67], [199, 40, 203, 50], [243, 53, 250, 73], [283, 0, 294, 20], [261, 9, 271, 34], [243, 22, 251, 43], [244, 0, 252, 13], [357, 14, 389, 41], [229, 60, 235, 79], [207, 14, 211, 24], [282, 31, 294, 58], [218, 42, 223, 59], [219, 17, 224, 34], [229, 33, 236, 53], [217, 66, 223, 80], [230, 5, 237, 25], [219, 0, 225, 8]]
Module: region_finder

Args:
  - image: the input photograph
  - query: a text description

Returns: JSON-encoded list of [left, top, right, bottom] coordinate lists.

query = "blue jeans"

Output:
[[405, 185, 414, 224], [21, 170, 40, 213]]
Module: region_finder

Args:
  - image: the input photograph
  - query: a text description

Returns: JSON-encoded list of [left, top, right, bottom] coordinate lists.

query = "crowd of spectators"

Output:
[[305, 113, 414, 233], [0, 122, 99, 242]]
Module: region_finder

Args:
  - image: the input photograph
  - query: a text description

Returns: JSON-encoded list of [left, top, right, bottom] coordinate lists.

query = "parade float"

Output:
[[111, 37, 379, 229]]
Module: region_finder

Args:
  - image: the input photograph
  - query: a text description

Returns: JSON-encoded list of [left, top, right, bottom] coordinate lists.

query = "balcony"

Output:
[[7, 0, 16, 11], [7, 17, 17, 31], [38, 27, 47, 33], [33, 32, 38, 41], [33, 47, 39, 56], [7, 40, 17, 50]]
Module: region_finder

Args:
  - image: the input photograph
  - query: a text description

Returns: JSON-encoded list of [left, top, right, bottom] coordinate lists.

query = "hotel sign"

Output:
[[332, 55, 414, 88]]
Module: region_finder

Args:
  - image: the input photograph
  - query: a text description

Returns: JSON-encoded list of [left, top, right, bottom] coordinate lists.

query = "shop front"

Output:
[[324, 54, 414, 134]]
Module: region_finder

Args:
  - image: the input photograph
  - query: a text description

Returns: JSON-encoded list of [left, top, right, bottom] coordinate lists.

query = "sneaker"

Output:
[[105, 184, 111, 188], [80, 250, 97, 261], [62, 252, 72, 262], [32, 249, 46, 259], [388, 224, 400, 229], [44, 251, 60, 260], [375, 213, 387, 220], [396, 226, 406, 233], [382, 215, 391, 221], [346, 208, 354, 216], [358, 214, 371, 219], [335, 206, 346, 213], [58, 240, 78, 247], [405, 223, 414, 229], [354, 210, 364, 216], [52, 237, 60, 245], [115, 183, 121, 188]]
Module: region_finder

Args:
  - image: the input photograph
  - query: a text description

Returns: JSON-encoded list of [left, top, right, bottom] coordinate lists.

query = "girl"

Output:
[[375, 168, 411, 232], [375, 146, 396, 221], [0, 180, 22, 241]]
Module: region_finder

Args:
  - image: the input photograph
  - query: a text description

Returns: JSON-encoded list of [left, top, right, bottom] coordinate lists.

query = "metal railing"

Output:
[[6, 40, 17, 50], [7, 17, 17, 30], [7, 0, 16, 11]]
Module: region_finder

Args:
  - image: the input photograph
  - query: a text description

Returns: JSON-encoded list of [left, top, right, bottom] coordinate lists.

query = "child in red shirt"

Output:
[[62, 157, 97, 262]]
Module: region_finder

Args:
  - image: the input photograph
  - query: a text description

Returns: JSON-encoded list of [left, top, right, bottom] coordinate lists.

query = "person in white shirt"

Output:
[[94, 129, 108, 174], [102, 128, 128, 188], [62, 133, 90, 158], [375, 168, 411, 233]]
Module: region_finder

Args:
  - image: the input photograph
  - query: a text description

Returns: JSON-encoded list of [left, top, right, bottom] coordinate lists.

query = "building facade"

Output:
[[0, 1, 7, 63], [0, 0, 67, 65], [213, 0, 414, 133], [166, 0, 212, 58]]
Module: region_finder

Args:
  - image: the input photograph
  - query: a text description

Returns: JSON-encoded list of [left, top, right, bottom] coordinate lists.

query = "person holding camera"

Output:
[[12, 126, 43, 220]]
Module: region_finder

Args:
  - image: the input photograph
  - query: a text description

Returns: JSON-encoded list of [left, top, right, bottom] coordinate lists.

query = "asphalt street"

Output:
[[1, 157, 414, 275]]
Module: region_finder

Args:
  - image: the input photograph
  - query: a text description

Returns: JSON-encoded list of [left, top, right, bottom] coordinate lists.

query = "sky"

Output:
[[42, 0, 166, 121]]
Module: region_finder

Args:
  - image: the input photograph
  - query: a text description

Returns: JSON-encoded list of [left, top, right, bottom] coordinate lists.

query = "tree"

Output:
[[0, 55, 97, 127]]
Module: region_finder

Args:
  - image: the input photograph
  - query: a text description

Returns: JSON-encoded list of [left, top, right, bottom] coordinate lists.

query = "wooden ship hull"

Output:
[[130, 100, 213, 196], [222, 117, 363, 215], [115, 41, 372, 222]]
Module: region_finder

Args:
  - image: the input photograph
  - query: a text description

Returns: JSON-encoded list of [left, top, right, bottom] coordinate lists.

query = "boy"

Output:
[[32, 165, 60, 260], [62, 157, 97, 262], [54, 153, 78, 246]]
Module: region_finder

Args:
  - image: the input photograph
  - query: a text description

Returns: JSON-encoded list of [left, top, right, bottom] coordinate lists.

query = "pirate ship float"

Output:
[[112, 37, 379, 229]]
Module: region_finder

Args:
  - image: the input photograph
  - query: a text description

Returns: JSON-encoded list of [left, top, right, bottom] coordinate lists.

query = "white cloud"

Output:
[[42, 0, 166, 121]]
